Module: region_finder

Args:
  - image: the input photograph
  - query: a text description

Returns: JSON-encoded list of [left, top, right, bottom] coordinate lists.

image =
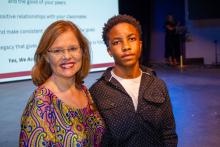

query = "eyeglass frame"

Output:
[[47, 46, 82, 56]]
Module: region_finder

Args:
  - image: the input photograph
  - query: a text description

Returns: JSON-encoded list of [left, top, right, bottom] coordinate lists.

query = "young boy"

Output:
[[90, 14, 178, 146]]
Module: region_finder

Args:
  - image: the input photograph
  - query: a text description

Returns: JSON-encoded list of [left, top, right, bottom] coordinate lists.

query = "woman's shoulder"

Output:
[[81, 84, 95, 104], [21, 87, 54, 121], [81, 84, 88, 91], [25, 86, 55, 109], [33, 86, 53, 99]]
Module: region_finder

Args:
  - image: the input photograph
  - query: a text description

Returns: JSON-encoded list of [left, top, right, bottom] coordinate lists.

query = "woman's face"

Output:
[[45, 30, 82, 80]]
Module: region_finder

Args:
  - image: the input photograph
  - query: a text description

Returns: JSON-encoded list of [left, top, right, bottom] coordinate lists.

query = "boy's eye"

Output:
[[129, 37, 137, 41], [112, 40, 121, 45]]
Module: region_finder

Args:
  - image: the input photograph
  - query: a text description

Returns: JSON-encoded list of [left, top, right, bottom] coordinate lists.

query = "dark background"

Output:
[[188, 0, 220, 20], [119, 0, 185, 66], [119, 0, 220, 65]]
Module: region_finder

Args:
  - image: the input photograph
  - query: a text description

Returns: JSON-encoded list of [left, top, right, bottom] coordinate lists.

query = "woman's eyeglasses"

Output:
[[47, 46, 81, 56]]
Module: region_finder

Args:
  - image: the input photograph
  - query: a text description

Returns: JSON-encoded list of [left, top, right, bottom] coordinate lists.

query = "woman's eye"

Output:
[[53, 49, 62, 53], [69, 47, 77, 51]]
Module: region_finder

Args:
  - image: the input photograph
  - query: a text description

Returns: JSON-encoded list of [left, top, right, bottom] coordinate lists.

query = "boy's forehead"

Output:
[[108, 23, 139, 35], [112, 22, 133, 28]]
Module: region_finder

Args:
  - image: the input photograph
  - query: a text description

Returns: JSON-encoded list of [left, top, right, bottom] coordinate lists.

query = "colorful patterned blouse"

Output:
[[19, 85, 105, 147]]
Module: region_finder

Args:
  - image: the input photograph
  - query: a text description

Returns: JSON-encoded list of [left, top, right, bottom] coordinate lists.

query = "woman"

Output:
[[19, 20, 105, 146]]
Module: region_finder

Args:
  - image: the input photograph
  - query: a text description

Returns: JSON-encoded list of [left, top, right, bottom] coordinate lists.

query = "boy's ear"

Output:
[[140, 40, 143, 52], [107, 48, 113, 57]]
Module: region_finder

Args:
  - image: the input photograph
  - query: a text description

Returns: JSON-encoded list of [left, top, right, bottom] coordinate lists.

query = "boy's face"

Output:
[[107, 22, 142, 68]]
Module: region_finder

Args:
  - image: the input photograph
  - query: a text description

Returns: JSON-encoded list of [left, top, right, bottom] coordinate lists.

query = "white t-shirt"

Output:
[[111, 70, 142, 111]]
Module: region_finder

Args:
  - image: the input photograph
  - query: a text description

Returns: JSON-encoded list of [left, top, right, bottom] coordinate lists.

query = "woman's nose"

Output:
[[62, 49, 72, 59]]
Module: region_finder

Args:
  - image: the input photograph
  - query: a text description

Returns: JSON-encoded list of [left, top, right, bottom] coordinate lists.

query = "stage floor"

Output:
[[0, 64, 220, 146]]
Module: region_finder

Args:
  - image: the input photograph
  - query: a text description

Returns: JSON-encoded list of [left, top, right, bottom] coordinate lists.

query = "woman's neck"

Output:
[[46, 75, 76, 92]]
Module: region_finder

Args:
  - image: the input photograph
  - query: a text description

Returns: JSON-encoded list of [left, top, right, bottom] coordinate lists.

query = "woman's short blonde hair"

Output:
[[32, 20, 90, 88]]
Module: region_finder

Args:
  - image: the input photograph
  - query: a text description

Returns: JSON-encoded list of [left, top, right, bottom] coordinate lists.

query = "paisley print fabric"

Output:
[[19, 85, 105, 147]]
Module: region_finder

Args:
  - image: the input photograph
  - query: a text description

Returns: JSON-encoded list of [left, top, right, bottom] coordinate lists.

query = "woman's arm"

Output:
[[19, 94, 57, 147]]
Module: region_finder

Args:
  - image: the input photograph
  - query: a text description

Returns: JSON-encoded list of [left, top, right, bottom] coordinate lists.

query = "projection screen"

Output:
[[0, 0, 118, 82]]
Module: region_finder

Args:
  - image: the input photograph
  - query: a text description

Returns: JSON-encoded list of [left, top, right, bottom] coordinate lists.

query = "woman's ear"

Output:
[[43, 54, 49, 63]]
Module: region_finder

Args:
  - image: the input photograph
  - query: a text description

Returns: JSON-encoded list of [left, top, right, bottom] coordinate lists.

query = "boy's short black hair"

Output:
[[102, 14, 142, 47]]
